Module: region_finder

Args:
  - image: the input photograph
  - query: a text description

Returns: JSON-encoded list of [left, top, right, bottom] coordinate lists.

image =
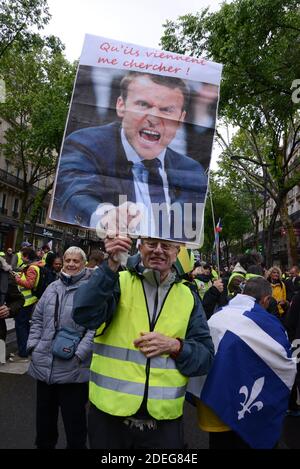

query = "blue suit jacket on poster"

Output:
[[52, 122, 208, 232]]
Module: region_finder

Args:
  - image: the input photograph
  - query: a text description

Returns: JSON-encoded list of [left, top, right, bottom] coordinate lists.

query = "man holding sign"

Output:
[[73, 235, 214, 449], [51, 71, 208, 242]]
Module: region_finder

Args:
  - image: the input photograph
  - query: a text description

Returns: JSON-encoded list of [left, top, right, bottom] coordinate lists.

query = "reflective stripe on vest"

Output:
[[19, 265, 40, 307], [245, 273, 262, 280], [90, 271, 194, 420], [93, 343, 178, 369], [90, 371, 186, 399]]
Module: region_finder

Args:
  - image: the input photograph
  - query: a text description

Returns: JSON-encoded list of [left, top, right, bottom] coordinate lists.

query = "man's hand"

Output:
[[105, 236, 132, 272], [212, 278, 224, 293], [0, 305, 10, 319], [100, 202, 142, 236], [133, 331, 181, 358]]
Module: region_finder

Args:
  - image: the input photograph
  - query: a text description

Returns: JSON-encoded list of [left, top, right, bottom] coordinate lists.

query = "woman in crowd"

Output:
[[27, 247, 94, 449], [266, 266, 289, 319]]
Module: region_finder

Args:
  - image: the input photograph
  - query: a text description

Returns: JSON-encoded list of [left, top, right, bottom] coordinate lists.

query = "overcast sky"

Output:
[[43, 0, 226, 167], [43, 0, 222, 62]]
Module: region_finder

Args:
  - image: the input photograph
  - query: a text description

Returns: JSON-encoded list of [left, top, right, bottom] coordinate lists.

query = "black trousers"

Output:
[[88, 404, 184, 449], [0, 318, 7, 341], [209, 431, 251, 449], [288, 364, 300, 410], [35, 380, 88, 449]]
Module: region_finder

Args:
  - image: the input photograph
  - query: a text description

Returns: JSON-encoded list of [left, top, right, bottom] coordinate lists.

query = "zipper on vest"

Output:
[[151, 282, 175, 330], [136, 280, 175, 418]]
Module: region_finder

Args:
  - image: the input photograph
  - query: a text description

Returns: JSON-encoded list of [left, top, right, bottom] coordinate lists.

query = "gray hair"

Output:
[[243, 277, 272, 301], [63, 246, 86, 263]]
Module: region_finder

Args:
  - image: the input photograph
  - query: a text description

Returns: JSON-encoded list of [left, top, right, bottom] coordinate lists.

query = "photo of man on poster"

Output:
[[49, 35, 222, 244]]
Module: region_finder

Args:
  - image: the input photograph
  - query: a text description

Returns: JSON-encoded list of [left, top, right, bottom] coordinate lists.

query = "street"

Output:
[[0, 366, 207, 449], [0, 358, 299, 449]]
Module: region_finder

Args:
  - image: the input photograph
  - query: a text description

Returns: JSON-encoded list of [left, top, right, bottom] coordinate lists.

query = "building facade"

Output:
[[243, 185, 300, 268], [0, 119, 102, 253]]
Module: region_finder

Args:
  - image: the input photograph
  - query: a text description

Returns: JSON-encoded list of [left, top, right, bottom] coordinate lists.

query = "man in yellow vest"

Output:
[[227, 252, 264, 297], [73, 236, 214, 449], [11, 241, 32, 272], [11, 247, 43, 361]]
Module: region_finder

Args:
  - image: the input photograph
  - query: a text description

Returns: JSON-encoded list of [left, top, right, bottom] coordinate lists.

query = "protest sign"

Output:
[[49, 34, 222, 246]]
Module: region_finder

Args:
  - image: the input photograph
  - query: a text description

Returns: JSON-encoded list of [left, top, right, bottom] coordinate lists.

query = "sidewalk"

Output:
[[0, 319, 29, 375]]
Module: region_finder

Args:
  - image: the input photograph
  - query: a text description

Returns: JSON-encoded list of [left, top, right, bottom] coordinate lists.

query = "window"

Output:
[[1, 193, 7, 214], [37, 208, 46, 225], [1, 193, 6, 208], [13, 198, 19, 217]]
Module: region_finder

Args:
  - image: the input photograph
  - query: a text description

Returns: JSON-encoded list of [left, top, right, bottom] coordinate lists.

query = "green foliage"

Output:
[[161, 0, 300, 125], [202, 172, 252, 255], [0, 39, 76, 182], [161, 0, 300, 263], [0, 0, 51, 59], [0, 35, 76, 246], [161, 10, 210, 57]]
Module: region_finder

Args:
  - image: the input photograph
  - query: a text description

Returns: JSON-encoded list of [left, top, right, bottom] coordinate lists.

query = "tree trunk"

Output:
[[29, 213, 38, 245], [223, 238, 229, 266], [15, 191, 29, 248], [253, 212, 260, 250], [27, 183, 54, 245], [266, 204, 280, 268]]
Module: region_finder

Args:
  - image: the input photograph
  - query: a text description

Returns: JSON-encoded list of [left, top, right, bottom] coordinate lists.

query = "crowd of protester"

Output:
[[0, 240, 299, 449]]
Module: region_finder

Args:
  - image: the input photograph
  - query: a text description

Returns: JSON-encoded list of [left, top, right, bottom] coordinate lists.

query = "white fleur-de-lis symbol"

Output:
[[238, 377, 265, 420]]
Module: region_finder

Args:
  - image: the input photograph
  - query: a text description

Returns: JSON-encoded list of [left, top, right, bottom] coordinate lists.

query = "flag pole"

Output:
[[209, 185, 220, 278]]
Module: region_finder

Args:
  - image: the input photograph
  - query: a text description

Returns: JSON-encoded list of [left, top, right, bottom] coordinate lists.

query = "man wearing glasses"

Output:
[[73, 236, 214, 449]]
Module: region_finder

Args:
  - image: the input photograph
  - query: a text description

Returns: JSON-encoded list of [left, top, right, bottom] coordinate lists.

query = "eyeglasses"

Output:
[[142, 240, 179, 252]]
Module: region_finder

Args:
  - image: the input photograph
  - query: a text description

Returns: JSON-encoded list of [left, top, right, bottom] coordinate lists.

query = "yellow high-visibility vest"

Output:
[[194, 278, 213, 299], [211, 269, 218, 280], [227, 271, 245, 292], [19, 265, 40, 307], [90, 271, 194, 420], [16, 251, 25, 269], [228, 271, 262, 296]]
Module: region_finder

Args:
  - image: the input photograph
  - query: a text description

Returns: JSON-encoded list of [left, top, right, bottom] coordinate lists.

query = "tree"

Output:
[[203, 173, 252, 265], [216, 153, 264, 250], [161, 0, 300, 266], [217, 128, 299, 265], [0, 0, 50, 60], [0, 39, 76, 245]]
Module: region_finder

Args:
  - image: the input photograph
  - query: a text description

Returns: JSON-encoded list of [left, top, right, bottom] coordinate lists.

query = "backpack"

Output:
[[32, 265, 47, 299]]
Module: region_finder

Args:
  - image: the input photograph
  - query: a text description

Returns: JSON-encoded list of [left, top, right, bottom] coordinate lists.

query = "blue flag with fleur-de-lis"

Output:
[[188, 294, 296, 449]]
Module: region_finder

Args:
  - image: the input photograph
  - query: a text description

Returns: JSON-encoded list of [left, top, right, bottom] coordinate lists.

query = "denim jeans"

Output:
[[15, 304, 34, 357]]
